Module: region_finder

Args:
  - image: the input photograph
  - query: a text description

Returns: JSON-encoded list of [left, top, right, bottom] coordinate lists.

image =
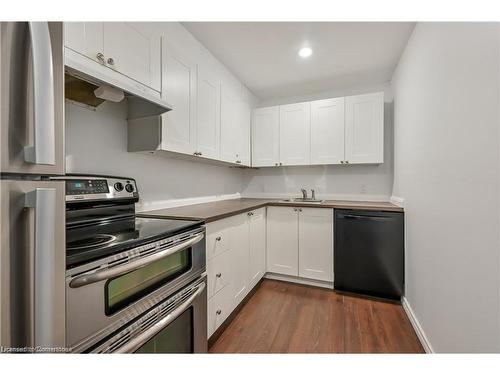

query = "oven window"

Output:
[[136, 307, 193, 353], [106, 248, 192, 315]]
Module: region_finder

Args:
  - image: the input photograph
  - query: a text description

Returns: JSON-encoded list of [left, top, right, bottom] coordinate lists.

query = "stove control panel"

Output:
[[54, 176, 139, 202]]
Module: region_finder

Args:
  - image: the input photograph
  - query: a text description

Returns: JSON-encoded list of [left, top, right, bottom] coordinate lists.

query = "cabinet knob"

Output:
[[345, 160, 349, 164], [279, 162, 283, 166], [275, 163, 278, 166], [215, 236, 222, 241], [216, 309, 222, 315], [293, 208, 297, 212], [340, 160, 344, 164], [107, 57, 115, 65], [299, 208, 302, 212], [236, 160, 242, 164], [216, 273, 222, 278], [96, 52, 105, 64]]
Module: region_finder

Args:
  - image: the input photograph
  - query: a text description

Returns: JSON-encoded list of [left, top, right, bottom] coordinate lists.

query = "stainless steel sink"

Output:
[[278, 198, 325, 204]]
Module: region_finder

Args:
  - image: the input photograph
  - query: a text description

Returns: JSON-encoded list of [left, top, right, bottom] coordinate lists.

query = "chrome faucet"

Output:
[[301, 188, 308, 200], [311, 189, 316, 200]]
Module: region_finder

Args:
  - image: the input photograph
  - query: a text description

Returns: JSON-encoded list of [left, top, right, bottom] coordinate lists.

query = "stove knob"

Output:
[[114, 182, 124, 192], [125, 183, 134, 193]]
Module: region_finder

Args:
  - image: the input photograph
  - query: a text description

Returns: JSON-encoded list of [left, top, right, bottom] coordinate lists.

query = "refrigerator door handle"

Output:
[[24, 22, 56, 166], [25, 188, 58, 347]]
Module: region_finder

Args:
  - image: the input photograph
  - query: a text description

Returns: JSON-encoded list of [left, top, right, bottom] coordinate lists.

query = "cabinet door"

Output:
[[103, 23, 161, 91], [196, 64, 220, 159], [161, 41, 197, 155], [237, 100, 251, 166], [279, 102, 311, 166], [266, 206, 298, 276], [298, 208, 334, 282], [248, 208, 266, 289], [231, 214, 250, 307], [64, 22, 103, 62], [310, 97, 345, 165], [345, 92, 384, 164], [220, 82, 240, 164], [252, 106, 280, 167], [207, 282, 233, 338]]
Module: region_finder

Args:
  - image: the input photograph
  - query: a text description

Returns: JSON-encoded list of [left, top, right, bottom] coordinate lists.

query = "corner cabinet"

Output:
[[267, 206, 334, 283], [250, 91, 384, 167], [220, 81, 251, 166], [64, 22, 161, 93], [252, 106, 280, 167]]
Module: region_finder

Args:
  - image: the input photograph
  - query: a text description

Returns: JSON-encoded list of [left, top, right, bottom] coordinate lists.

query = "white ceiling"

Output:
[[182, 22, 415, 101]]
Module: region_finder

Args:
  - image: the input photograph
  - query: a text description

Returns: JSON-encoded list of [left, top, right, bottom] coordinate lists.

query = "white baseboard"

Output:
[[390, 195, 405, 208], [136, 193, 241, 212], [402, 297, 434, 353], [264, 272, 334, 290], [243, 192, 391, 202]]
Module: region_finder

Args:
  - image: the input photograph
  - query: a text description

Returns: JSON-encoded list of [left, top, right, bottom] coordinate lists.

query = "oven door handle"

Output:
[[115, 281, 206, 353], [69, 233, 204, 288]]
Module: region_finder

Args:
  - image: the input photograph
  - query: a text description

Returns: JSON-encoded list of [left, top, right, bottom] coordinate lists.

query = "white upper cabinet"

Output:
[[196, 64, 220, 160], [279, 102, 311, 166], [161, 41, 197, 155], [102, 23, 161, 91], [64, 22, 161, 92], [298, 208, 334, 282], [65, 22, 103, 61], [345, 92, 384, 164], [220, 82, 241, 164], [252, 106, 280, 167], [238, 98, 251, 166], [266, 206, 299, 276], [310, 97, 345, 165], [220, 80, 250, 166]]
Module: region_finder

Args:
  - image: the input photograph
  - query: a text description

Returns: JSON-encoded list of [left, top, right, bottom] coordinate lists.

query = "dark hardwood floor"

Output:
[[209, 279, 424, 353]]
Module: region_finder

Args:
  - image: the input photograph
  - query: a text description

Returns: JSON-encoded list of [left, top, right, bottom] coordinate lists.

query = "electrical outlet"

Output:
[[360, 184, 367, 194]]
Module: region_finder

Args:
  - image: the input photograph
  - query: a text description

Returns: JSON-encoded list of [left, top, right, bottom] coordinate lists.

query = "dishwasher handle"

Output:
[[339, 214, 394, 221]]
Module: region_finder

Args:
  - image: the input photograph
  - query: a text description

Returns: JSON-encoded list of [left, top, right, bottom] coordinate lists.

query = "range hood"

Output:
[[65, 66, 172, 119]]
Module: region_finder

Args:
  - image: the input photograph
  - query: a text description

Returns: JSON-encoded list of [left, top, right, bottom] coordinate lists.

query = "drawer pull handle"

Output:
[[215, 236, 222, 242], [216, 309, 222, 315], [216, 273, 222, 278]]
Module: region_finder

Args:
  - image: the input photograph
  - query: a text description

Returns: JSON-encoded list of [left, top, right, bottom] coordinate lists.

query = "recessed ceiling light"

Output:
[[298, 47, 313, 58]]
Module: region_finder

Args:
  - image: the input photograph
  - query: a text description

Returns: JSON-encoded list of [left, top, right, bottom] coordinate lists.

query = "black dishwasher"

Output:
[[334, 209, 404, 300]]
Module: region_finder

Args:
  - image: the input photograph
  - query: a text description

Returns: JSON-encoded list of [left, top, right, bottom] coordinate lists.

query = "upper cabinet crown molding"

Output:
[[251, 91, 384, 167]]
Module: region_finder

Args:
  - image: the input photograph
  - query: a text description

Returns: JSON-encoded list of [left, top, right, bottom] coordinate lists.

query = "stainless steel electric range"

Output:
[[53, 174, 207, 353]]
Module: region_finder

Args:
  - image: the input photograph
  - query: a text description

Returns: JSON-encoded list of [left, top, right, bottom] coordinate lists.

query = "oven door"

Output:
[[90, 276, 207, 353], [66, 227, 205, 351]]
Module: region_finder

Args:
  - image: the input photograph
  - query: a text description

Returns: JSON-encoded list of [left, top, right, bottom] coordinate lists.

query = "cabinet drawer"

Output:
[[207, 249, 233, 298], [206, 218, 234, 260], [208, 284, 233, 337]]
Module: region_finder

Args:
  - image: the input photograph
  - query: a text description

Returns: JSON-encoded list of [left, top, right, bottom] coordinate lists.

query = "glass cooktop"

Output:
[[66, 216, 203, 267]]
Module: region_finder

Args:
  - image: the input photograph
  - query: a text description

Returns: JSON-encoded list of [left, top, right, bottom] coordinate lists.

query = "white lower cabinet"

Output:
[[298, 208, 334, 282], [266, 206, 299, 276], [206, 208, 266, 338], [266, 206, 334, 282]]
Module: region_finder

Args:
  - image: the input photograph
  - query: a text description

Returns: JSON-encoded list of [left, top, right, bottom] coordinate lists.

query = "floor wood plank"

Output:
[[209, 279, 424, 354]]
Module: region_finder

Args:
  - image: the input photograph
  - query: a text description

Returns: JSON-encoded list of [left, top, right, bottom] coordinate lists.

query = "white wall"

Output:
[[242, 83, 394, 201], [391, 23, 500, 352]]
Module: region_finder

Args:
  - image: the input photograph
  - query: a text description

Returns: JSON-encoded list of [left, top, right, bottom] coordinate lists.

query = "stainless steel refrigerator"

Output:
[[1, 22, 66, 352]]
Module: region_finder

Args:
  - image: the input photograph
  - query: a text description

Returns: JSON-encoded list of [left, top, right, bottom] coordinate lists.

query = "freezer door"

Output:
[[0, 180, 66, 351], [1, 22, 64, 175]]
